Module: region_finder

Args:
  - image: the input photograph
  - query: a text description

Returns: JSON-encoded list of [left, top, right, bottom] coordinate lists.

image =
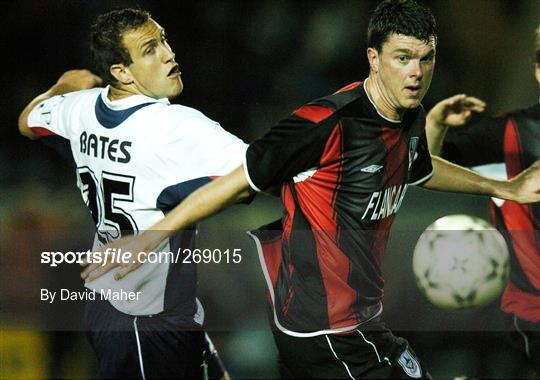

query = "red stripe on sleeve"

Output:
[[293, 105, 334, 124], [334, 82, 361, 94], [29, 126, 56, 137]]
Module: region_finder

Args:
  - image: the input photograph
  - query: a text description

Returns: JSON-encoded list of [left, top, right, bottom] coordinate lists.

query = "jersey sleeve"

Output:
[[196, 120, 248, 175], [442, 116, 506, 166], [164, 108, 248, 176], [409, 132, 434, 186], [27, 94, 75, 139], [244, 106, 337, 192]]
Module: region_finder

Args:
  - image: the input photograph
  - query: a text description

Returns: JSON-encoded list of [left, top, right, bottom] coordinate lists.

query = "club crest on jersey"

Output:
[[408, 137, 419, 169], [398, 348, 421, 378]]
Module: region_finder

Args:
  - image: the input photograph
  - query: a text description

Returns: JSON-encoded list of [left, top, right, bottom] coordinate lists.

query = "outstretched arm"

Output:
[[423, 155, 540, 204], [81, 165, 253, 282], [425, 94, 485, 156], [146, 165, 251, 244], [18, 69, 102, 139]]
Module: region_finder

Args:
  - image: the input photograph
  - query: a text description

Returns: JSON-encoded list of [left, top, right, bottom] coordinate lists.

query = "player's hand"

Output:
[[52, 69, 103, 94], [506, 160, 540, 204], [80, 231, 163, 282], [427, 94, 486, 128]]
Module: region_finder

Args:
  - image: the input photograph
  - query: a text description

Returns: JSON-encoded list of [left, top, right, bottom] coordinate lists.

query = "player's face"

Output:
[[122, 20, 183, 99], [369, 33, 435, 116]]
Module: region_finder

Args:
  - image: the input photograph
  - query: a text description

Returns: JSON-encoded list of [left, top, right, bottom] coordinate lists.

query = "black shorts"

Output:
[[85, 299, 205, 379], [272, 322, 431, 379], [507, 313, 540, 374]]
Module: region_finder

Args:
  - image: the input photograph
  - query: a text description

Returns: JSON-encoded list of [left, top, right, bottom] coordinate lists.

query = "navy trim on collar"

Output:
[[95, 95, 156, 129]]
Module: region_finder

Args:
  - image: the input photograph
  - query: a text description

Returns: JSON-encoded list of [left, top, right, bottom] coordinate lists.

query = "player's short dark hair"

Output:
[[367, 0, 437, 52], [90, 8, 151, 85], [535, 23, 540, 64]]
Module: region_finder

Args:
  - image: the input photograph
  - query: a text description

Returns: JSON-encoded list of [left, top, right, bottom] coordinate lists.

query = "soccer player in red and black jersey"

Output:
[[426, 24, 540, 377], [83, 1, 540, 378]]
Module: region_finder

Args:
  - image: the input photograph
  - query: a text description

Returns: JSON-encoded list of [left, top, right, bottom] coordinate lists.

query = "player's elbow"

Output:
[[18, 125, 38, 140], [18, 115, 38, 140]]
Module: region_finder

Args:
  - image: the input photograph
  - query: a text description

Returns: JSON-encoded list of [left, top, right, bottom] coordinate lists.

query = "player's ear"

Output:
[[535, 63, 540, 86], [367, 47, 379, 74], [110, 64, 134, 85]]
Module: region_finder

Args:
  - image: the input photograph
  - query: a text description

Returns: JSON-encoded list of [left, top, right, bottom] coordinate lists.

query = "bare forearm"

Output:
[[422, 156, 514, 199], [146, 166, 252, 246], [425, 114, 449, 156], [425, 94, 486, 155]]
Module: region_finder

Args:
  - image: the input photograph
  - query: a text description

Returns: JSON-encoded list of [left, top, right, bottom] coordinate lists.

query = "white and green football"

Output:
[[412, 215, 509, 310]]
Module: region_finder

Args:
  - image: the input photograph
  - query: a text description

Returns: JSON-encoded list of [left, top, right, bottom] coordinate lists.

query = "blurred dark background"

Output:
[[1, 0, 539, 379]]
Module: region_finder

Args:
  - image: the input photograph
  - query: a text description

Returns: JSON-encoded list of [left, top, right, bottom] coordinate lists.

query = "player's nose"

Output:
[[409, 60, 423, 79], [164, 51, 175, 64], [161, 45, 175, 63]]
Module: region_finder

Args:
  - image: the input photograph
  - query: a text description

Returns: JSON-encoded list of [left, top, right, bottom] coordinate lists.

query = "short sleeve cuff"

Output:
[[243, 153, 262, 192], [409, 170, 433, 186], [27, 101, 54, 134]]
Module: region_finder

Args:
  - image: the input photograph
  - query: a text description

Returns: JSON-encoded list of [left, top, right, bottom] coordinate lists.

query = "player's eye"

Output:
[[144, 44, 157, 55], [397, 55, 410, 63], [421, 54, 434, 63]]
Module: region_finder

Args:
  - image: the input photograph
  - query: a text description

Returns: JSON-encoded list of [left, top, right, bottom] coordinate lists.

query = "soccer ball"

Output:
[[412, 214, 509, 310]]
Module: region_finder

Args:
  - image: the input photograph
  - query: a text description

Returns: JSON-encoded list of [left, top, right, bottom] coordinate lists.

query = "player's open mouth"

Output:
[[404, 85, 421, 96], [167, 65, 181, 78]]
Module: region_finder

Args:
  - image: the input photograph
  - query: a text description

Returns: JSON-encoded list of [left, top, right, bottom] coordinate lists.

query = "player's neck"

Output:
[[108, 85, 140, 101], [365, 76, 403, 122]]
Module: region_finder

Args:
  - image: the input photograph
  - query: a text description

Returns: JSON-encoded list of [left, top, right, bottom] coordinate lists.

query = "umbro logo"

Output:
[[361, 164, 383, 173]]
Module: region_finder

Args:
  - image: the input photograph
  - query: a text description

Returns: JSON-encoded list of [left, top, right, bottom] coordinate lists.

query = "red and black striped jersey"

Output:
[[443, 103, 540, 323], [245, 81, 433, 336]]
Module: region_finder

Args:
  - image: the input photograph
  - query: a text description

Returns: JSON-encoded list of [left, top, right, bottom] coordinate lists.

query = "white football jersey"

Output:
[[28, 86, 247, 318]]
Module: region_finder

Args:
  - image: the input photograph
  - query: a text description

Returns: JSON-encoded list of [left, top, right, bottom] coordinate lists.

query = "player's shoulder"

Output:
[[293, 82, 363, 124], [34, 88, 102, 122], [75, 87, 102, 96], [155, 104, 213, 124], [504, 103, 540, 123], [41, 87, 101, 107], [484, 107, 528, 131], [63, 87, 102, 102], [149, 104, 222, 141], [319, 81, 363, 110]]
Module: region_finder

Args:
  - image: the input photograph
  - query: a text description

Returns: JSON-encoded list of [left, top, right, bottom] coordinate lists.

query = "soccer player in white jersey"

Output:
[[18, 9, 243, 379]]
